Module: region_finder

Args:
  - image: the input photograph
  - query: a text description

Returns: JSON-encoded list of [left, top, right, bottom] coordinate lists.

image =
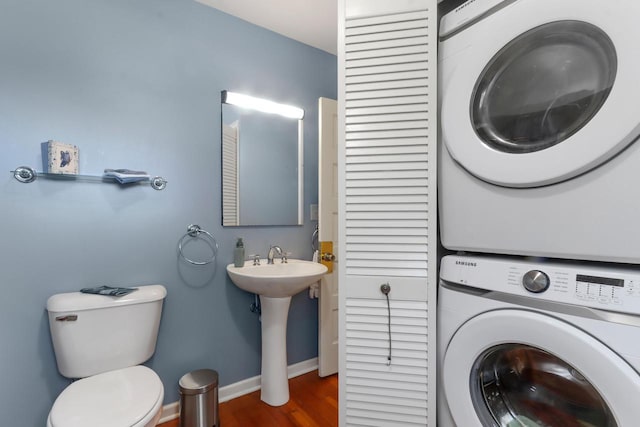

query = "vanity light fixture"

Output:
[[222, 90, 304, 120]]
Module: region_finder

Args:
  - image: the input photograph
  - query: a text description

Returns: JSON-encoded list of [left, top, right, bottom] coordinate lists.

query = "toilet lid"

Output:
[[49, 365, 163, 427]]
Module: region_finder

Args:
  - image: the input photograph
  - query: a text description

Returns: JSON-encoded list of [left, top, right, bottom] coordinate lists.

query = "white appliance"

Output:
[[439, 0, 640, 263], [46, 285, 166, 427], [438, 254, 640, 426]]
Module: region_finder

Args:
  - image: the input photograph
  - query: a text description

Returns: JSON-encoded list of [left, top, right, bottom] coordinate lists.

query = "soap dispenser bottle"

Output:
[[234, 238, 245, 267]]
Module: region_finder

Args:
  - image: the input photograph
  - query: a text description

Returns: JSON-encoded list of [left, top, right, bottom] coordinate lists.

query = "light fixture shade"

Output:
[[222, 91, 304, 120]]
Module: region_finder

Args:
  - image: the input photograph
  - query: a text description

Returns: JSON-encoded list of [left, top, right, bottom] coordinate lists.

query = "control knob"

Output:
[[523, 270, 550, 293]]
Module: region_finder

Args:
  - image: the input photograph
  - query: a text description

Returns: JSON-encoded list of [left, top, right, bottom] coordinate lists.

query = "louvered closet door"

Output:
[[338, 1, 437, 426]]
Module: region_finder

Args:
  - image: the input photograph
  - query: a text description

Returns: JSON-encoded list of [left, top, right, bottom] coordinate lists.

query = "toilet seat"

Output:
[[48, 365, 163, 427]]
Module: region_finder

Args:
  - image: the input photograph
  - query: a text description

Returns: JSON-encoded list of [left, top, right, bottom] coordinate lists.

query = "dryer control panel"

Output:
[[440, 255, 640, 315]]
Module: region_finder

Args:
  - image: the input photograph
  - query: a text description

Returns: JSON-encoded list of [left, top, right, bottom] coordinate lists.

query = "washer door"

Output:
[[440, 0, 640, 187], [442, 310, 640, 427]]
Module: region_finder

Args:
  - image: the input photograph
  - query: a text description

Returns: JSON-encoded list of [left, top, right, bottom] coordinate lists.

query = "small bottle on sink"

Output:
[[234, 238, 245, 267]]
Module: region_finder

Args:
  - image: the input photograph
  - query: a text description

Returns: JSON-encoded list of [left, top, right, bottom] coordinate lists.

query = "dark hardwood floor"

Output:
[[159, 371, 338, 427]]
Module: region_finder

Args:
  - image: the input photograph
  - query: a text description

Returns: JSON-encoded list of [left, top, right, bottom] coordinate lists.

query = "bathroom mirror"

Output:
[[221, 91, 304, 226]]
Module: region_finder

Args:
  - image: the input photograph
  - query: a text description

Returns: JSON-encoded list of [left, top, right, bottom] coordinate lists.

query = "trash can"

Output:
[[179, 369, 219, 427]]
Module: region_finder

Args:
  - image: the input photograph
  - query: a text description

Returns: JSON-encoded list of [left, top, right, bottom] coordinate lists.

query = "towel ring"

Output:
[[178, 224, 218, 265]]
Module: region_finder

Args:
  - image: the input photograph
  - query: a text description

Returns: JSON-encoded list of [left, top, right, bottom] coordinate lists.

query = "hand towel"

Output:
[[80, 285, 138, 297], [103, 168, 150, 184]]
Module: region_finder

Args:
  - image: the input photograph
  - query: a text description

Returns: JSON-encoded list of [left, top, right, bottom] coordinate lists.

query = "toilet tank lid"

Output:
[[46, 284, 167, 312]]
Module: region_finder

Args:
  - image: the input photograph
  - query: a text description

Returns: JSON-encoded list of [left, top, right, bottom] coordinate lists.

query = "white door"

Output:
[[440, 0, 640, 187], [443, 309, 640, 427], [318, 97, 339, 377]]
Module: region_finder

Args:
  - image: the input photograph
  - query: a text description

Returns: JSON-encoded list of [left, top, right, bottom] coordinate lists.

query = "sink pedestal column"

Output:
[[259, 295, 292, 406]]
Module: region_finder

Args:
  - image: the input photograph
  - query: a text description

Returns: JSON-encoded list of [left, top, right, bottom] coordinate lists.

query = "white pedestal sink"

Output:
[[226, 259, 328, 406]]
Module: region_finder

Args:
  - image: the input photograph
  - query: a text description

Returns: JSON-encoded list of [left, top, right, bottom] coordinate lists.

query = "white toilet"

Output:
[[46, 285, 167, 427]]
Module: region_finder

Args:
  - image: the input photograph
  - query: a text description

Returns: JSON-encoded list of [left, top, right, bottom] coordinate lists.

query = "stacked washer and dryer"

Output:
[[437, 0, 640, 426]]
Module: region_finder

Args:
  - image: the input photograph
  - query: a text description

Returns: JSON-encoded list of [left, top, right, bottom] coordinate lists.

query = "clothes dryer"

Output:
[[438, 254, 640, 427], [439, 0, 640, 263]]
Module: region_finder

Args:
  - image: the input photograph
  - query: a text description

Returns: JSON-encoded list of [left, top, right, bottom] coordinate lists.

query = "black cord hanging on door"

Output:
[[380, 283, 392, 365]]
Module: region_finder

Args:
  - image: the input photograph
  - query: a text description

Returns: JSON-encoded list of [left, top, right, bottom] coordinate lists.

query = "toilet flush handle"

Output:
[[55, 314, 78, 321]]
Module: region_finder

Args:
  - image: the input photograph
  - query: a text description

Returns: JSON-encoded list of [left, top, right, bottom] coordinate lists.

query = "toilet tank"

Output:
[[46, 285, 167, 379]]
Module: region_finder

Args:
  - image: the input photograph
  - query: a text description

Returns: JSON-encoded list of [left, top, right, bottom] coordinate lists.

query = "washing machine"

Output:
[[438, 254, 640, 426], [438, 0, 640, 264]]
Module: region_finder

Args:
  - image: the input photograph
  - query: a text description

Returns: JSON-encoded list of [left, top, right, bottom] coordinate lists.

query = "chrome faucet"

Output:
[[267, 245, 284, 264]]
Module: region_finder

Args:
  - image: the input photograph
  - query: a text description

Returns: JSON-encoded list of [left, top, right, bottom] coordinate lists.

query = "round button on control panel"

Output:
[[523, 270, 550, 293]]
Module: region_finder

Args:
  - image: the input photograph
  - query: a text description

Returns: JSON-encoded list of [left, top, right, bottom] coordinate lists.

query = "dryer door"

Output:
[[442, 310, 640, 427], [440, 0, 640, 187]]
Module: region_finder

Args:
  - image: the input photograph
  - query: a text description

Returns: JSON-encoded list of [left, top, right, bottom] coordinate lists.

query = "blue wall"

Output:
[[0, 0, 336, 425]]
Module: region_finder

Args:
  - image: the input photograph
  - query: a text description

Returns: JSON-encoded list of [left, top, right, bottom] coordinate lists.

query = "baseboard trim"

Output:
[[158, 357, 318, 424], [158, 402, 179, 424]]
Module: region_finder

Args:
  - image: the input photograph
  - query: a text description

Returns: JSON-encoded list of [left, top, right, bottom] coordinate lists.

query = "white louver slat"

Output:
[[339, 0, 437, 426]]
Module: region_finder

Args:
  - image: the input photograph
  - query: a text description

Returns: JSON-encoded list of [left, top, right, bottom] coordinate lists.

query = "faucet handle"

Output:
[[248, 254, 261, 265], [282, 252, 292, 263]]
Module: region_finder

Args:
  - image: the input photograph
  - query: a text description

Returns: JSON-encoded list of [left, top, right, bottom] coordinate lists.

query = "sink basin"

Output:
[[226, 259, 327, 298]]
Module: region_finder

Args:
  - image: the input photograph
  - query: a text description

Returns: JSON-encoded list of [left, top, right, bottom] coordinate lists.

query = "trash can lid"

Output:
[[179, 369, 219, 395]]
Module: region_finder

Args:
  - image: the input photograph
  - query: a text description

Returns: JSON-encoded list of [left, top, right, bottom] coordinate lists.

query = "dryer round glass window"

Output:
[[472, 21, 617, 154], [471, 344, 617, 427]]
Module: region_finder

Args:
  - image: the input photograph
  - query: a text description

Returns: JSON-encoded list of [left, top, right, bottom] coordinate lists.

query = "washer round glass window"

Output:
[[472, 21, 617, 153], [471, 344, 617, 427]]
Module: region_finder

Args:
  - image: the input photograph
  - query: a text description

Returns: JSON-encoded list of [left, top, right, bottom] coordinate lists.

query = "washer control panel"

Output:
[[574, 274, 624, 305], [440, 255, 640, 315]]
